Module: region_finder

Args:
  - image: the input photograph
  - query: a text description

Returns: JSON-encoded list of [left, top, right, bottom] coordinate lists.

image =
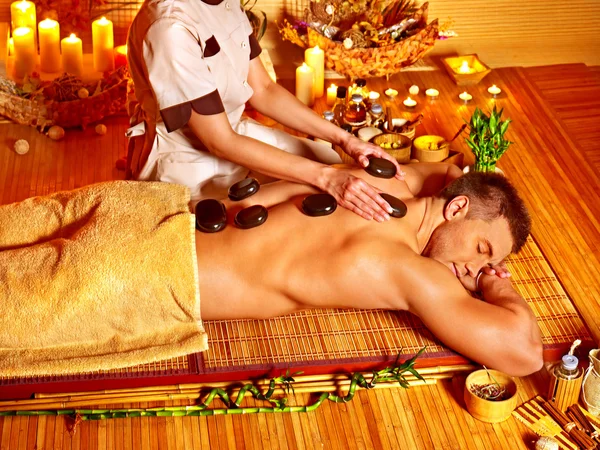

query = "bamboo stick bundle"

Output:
[[569, 405, 600, 446], [33, 364, 477, 399], [539, 398, 597, 449]]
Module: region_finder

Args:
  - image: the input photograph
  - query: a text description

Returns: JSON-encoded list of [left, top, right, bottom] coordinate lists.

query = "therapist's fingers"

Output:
[[338, 178, 393, 222]]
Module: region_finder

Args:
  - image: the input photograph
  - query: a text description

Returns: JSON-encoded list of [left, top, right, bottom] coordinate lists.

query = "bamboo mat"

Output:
[[0, 236, 592, 387]]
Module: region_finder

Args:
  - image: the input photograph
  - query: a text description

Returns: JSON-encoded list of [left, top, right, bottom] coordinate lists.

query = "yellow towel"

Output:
[[0, 181, 207, 377]]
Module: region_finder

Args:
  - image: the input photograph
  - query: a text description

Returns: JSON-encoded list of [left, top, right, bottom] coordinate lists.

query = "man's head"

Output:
[[422, 172, 531, 278]]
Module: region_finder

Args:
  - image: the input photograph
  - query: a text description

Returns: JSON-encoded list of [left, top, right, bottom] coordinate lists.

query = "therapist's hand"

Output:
[[318, 167, 394, 222], [341, 135, 406, 181]]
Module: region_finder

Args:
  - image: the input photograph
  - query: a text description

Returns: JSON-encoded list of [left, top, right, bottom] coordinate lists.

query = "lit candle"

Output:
[[459, 91, 473, 103], [92, 16, 114, 73], [369, 91, 380, 102], [304, 45, 324, 98], [38, 19, 61, 73], [458, 60, 472, 74], [409, 85, 419, 96], [487, 84, 502, 97], [296, 62, 315, 106], [385, 88, 398, 100], [425, 88, 439, 100], [114, 44, 127, 68], [12, 26, 35, 79], [8, 38, 14, 56], [326, 83, 337, 106], [10, 1, 36, 39], [403, 97, 417, 108], [61, 33, 83, 77]]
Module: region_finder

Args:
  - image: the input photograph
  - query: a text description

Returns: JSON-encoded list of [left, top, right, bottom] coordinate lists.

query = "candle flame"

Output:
[[13, 27, 32, 37], [98, 16, 110, 25], [39, 18, 58, 29], [68, 33, 78, 40], [458, 60, 471, 74], [16, 0, 30, 12]]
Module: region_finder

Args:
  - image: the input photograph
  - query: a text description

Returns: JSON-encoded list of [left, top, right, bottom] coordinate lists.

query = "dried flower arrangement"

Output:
[[0, 66, 129, 130], [278, 0, 451, 78], [469, 367, 511, 401]]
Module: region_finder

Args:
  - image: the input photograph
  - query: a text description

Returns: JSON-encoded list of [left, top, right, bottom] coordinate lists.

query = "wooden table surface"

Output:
[[0, 63, 599, 449]]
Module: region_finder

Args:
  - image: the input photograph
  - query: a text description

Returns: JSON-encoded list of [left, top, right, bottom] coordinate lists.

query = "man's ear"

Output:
[[443, 195, 470, 221]]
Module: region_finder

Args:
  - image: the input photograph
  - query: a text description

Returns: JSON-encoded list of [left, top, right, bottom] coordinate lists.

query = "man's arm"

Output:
[[396, 252, 544, 376], [403, 163, 463, 197]]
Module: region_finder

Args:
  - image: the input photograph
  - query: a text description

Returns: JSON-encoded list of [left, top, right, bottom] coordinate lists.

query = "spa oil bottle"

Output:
[[332, 86, 348, 127], [344, 94, 367, 128], [368, 103, 384, 128], [548, 340, 584, 411]]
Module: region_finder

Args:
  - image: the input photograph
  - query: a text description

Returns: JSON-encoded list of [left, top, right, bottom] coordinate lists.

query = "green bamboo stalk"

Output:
[[0, 348, 427, 422]]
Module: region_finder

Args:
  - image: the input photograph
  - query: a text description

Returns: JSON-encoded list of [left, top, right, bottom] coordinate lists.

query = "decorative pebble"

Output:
[[195, 199, 227, 233], [365, 157, 397, 179], [14, 139, 29, 155], [77, 88, 89, 99], [409, 85, 419, 95], [95, 124, 107, 135], [47, 126, 65, 141], [380, 193, 407, 218], [302, 194, 337, 217], [228, 178, 260, 201], [235, 205, 268, 229], [534, 436, 559, 450]]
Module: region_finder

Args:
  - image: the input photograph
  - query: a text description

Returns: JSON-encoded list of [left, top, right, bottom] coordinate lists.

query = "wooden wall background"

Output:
[[0, 0, 598, 71]]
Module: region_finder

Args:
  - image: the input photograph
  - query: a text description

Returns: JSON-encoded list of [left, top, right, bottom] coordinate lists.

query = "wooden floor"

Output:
[[1, 64, 599, 449]]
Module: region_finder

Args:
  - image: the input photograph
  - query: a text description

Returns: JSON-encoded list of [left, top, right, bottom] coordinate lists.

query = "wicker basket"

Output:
[[307, 19, 438, 79], [0, 79, 128, 130], [370, 133, 412, 163]]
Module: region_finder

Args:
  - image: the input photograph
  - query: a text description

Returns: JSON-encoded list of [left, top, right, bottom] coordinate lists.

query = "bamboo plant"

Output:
[[0, 348, 426, 425], [465, 106, 513, 172]]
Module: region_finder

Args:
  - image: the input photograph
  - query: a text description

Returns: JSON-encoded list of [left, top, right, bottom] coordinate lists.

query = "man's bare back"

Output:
[[195, 164, 544, 376]]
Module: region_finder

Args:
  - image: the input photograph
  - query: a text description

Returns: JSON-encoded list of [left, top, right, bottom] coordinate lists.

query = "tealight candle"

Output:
[[409, 85, 419, 96], [458, 60, 473, 74], [369, 91, 380, 102], [425, 88, 439, 100], [304, 45, 324, 98], [385, 88, 398, 100], [487, 84, 502, 97], [114, 44, 127, 68], [296, 62, 315, 106], [12, 26, 35, 79], [92, 16, 115, 73], [459, 91, 473, 103], [61, 33, 83, 76], [38, 19, 61, 73], [326, 83, 337, 106], [10, 1, 36, 39], [403, 97, 417, 108]]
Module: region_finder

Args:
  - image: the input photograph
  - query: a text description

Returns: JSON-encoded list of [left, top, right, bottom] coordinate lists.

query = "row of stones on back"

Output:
[[195, 158, 407, 233]]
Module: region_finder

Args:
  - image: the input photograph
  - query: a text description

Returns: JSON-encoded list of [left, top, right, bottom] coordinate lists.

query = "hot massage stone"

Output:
[[195, 199, 227, 233], [301, 193, 337, 217], [235, 205, 268, 229], [228, 178, 260, 201], [365, 157, 397, 179], [380, 193, 407, 218]]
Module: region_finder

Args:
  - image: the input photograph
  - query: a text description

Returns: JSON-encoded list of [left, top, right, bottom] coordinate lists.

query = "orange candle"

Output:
[[92, 16, 114, 72], [61, 33, 83, 76], [114, 44, 127, 68]]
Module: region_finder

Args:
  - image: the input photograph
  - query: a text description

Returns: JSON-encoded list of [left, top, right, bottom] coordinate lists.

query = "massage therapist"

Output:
[[125, 0, 402, 222]]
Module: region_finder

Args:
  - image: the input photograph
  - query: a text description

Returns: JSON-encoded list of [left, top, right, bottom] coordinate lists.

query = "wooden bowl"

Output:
[[412, 135, 450, 162], [441, 54, 492, 86], [370, 133, 412, 163], [464, 369, 518, 423]]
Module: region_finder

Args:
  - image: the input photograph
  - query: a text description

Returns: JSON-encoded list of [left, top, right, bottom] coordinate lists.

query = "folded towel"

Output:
[[0, 181, 207, 377]]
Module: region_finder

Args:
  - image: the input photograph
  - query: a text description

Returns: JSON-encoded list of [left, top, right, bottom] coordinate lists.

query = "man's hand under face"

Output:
[[458, 262, 512, 293]]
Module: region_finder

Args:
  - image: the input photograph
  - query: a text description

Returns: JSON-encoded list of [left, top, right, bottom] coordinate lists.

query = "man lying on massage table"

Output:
[[197, 163, 543, 377]]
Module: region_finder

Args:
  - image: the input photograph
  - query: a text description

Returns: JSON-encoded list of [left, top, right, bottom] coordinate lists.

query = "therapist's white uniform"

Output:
[[126, 0, 341, 200]]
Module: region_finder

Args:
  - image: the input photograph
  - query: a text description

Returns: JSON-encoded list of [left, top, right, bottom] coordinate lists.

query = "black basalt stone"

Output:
[[380, 193, 407, 218], [234, 205, 268, 229], [195, 199, 227, 233], [365, 157, 397, 179], [228, 178, 260, 201], [301, 193, 337, 217]]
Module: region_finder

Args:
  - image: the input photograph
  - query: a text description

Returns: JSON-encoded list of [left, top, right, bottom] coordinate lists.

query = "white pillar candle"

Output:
[[10, 1, 36, 41], [92, 16, 114, 73], [304, 45, 324, 98], [326, 83, 337, 106], [38, 19, 61, 73], [296, 62, 315, 106], [12, 26, 35, 79], [61, 33, 83, 77]]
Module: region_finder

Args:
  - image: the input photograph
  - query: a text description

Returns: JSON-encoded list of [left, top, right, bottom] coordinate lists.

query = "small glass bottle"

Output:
[[353, 78, 369, 101], [368, 103, 384, 128], [332, 86, 348, 127], [344, 94, 367, 128], [548, 354, 583, 411]]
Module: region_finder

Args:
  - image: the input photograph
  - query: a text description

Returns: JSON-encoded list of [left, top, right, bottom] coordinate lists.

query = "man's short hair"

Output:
[[438, 172, 531, 253]]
